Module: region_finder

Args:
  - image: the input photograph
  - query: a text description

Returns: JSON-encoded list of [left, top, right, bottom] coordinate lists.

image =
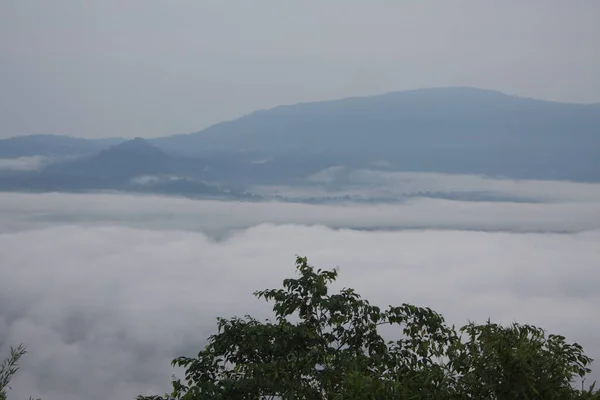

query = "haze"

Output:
[[1, 0, 600, 139], [1, 2, 600, 400], [1, 187, 600, 400]]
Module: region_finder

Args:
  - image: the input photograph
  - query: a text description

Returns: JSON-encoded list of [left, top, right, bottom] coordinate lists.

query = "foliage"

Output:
[[0, 344, 40, 400], [138, 256, 599, 400]]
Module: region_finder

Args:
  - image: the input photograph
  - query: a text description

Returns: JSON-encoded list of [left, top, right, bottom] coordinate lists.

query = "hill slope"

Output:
[[2, 88, 599, 185], [47, 137, 173, 180], [151, 87, 600, 181], [0, 138, 244, 198]]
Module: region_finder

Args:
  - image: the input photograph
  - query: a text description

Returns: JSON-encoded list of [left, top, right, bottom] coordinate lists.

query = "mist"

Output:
[[1, 178, 600, 399], [0, 156, 47, 171]]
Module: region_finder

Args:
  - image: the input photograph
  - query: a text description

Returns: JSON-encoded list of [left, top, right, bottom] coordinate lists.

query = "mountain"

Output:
[[150, 87, 600, 182], [2, 87, 599, 193], [0, 138, 249, 198], [46, 137, 173, 180], [0, 134, 124, 158]]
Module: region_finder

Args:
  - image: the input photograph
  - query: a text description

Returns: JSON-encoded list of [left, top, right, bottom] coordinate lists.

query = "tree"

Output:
[[139, 256, 599, 400], [0, 344, 39, 400]]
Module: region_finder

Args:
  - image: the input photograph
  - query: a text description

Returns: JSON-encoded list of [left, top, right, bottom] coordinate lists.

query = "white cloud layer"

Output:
[[0, 184, 599, 399], [268, 169, 600, 203], [0, 156, 48, 171], [1, 189, 600, 236]]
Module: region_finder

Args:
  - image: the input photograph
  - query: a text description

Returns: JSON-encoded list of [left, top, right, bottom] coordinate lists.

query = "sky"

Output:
[[1, 0, 600, 139], [1, 172, 600, 400]]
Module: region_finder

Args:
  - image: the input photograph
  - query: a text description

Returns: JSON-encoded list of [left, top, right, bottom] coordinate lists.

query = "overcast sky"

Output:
[[1, 0, 599, 139]]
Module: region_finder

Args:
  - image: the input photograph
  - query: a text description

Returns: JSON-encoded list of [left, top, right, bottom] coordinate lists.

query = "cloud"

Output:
[[269, 169, 600, 203], [0, 156, 48, 171], [1, 188, 600, 236], [129, 175, 187, 186], [0, 224, 599, 400], [347, 170, 600, 202], [0, 188, 599, 399]]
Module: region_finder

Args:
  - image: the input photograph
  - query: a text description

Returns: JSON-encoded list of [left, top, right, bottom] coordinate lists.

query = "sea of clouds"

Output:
[[1, 173, 599, 400]]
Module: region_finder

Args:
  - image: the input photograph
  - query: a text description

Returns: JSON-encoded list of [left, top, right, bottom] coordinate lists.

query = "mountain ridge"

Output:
[[3, 87, 598, 145], [149, 87, 599, 163], [151, 87, 600, 144], [1, 87, 599, 189]]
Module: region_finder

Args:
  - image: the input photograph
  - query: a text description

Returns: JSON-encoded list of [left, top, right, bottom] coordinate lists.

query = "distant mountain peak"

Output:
[[99, 137, 165, 157], [37, 136, 174, 182]]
